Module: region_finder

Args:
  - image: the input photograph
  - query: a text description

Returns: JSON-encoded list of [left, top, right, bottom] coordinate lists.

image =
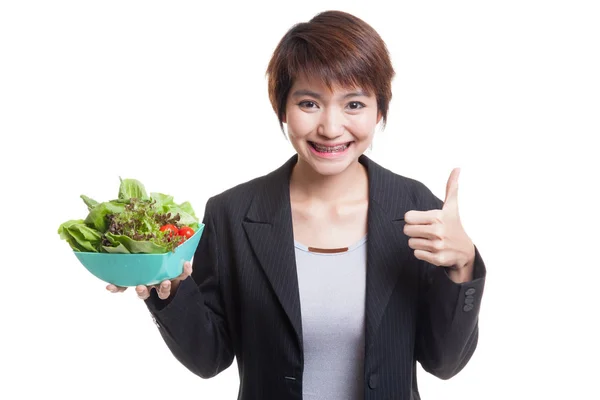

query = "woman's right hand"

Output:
[[106, 261, 193, 300]]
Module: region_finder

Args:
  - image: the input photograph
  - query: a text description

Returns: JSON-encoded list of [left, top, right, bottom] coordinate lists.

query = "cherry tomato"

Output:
[[160, 224, 179, 237], [178, 226, 195, 240]]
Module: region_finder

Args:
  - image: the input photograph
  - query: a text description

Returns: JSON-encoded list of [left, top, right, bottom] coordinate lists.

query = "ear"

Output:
[[376, 112, 383, 124], [282, 114, 287, 124]]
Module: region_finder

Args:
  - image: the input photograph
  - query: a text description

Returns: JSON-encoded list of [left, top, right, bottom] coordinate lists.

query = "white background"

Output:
[[1, 1, 599, 399]]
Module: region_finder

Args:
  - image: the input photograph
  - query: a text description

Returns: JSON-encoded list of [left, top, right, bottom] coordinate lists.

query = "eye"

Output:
[[347, 101, 365, 110], [298, 100, 318, 109]]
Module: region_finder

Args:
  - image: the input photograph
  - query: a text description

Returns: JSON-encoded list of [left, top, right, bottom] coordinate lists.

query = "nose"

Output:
[[317, 107, 344, 139]]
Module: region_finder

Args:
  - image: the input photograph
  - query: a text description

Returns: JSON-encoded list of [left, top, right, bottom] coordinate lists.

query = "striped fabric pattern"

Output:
[[146, 154, 486, 400]]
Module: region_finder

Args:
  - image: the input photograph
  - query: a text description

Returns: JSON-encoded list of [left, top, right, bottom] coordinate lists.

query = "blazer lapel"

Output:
[[242, 155, 303, 352], [361, 155, 416, 347]]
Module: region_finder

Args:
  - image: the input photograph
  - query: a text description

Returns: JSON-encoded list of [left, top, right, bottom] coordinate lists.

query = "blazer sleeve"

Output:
[[414, 194, 487, 380], [144, 197, 235, 379]]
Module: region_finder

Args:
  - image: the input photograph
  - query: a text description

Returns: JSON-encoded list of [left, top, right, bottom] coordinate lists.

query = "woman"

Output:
[[108, 10, 486, 400]]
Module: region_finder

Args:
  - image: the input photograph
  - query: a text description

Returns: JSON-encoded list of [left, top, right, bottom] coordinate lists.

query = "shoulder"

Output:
[[397, 173, 443, 210], [364, 156, 443, 211], [204, 174, 269, 219]]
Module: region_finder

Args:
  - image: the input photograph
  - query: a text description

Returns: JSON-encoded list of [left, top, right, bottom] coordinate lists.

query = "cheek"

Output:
[[350, 113, 378, 139], [286, 109, 316, 137]]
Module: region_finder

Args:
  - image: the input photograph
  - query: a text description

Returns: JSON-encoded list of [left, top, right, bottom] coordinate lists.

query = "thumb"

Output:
[[176, 261, 193, 281], [443, 168, 461, 210], [183, 261, 193, 277]]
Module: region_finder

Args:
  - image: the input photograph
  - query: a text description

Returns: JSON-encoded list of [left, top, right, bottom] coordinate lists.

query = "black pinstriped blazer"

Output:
[[146, 154, 486, 400]]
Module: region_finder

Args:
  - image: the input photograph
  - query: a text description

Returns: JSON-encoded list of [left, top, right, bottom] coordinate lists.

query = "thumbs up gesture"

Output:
[[404, 168, 476, 276]]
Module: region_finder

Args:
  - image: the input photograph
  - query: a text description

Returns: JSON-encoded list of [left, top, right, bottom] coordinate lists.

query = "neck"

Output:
[[290, 157, 368, 204]]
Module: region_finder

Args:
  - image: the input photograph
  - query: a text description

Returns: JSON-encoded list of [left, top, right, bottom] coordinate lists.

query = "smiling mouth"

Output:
[[308, 141, 352, 153]]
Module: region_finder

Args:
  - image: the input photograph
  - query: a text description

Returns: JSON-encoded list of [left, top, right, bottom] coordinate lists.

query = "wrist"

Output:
[[447, 262, 473, 283], [447, 246, 475, 283], [170, 280, 182, 296]]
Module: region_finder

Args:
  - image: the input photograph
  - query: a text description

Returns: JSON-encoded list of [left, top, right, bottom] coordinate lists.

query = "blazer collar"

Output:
[[242, 153, 417, 354], [245, 153, 415, 223]]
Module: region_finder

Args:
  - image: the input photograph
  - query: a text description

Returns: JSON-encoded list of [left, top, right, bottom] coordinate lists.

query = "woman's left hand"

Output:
[[403, 168, 475, 279]]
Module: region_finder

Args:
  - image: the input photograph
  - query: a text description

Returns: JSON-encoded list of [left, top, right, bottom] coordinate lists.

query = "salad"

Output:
[[58, 178, 200, 254]]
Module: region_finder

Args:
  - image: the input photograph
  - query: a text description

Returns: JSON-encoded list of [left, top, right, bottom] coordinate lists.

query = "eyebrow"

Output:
[[290, 89, 369, 99]]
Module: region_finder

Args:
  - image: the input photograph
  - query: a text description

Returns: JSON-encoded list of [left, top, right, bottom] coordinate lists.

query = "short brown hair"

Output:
[[266, 10, 395, 132]]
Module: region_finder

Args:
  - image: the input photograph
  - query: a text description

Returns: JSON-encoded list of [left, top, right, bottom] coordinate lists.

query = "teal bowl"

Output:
[[73, 224, 204, 287]]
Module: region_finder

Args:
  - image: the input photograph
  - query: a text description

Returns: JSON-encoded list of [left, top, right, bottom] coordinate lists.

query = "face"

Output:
[[283, 74, 382, 177]]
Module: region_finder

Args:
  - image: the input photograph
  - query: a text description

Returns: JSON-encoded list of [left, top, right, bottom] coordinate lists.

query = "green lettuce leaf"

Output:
[[58, 220, 103, 252], [118, 177, 149, 200], [176, 201, 197, 218], [104, 232, 167, 254], [150, 192, 174, 211], [151, 192, 199, 230], [84, 200, 126, 232], [101, 243, 131, 254], [173, 209, 199, 230], [80, 195, 99, 211]]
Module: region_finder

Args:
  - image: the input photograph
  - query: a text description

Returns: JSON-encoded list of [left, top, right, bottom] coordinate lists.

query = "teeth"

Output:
[[312, 142, 349, 152]]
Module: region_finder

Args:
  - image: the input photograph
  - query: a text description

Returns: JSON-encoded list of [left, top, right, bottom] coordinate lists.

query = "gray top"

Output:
[[294, 235, 368, 400]]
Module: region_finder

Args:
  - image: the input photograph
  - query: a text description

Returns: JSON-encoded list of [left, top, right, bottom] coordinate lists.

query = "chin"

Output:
[[308, 160, 354, 176]]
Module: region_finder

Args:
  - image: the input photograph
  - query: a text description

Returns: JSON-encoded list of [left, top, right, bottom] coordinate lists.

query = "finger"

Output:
[[414, 249, 453, 267], [443, 168, 460, 209], [403, 223, 443, 240], [177, 261, 193, 280], [106, 284, 127, 293], [157, 280, 171, 300], [413, 249, 437, 265], [408, 238, 443, 252], [135, 285, 151, 300], [404, 209, 443, 225]]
